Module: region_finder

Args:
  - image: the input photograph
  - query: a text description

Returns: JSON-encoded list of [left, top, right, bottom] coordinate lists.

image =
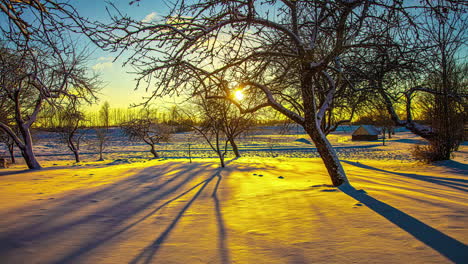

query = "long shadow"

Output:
[[129, 158, 239, 264], [341, 160, 468, 193], [212, 172, 230, 264], [0, 169, 32, 177], [51, 168, 213, 264], [129, 169, 224, 264], [47, 160, 239, 264], [433, 160, 468, 175], [339, 184, 468, 263], [0, 162, 209, 260], [391, 138, 425, 144]]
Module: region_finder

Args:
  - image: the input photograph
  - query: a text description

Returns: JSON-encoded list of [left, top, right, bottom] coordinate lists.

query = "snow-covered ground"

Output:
[[0, 127, 466, 263]]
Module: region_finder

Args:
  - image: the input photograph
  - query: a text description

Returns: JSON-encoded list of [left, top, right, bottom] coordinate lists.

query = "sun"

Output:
[[234, 90, 244, 101]]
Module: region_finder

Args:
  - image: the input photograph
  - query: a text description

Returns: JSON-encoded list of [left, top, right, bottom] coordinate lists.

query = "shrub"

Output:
[[412, 140, 453, 163]]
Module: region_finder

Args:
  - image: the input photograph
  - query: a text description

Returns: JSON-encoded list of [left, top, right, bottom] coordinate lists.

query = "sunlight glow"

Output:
[[234, 90, 244, 101]]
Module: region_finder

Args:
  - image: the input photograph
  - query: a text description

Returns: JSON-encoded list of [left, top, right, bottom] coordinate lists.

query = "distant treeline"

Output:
[[34, 105, 289, 129]]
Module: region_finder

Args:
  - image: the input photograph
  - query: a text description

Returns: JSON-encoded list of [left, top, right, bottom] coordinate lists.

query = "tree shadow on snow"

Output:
[[129, 168, 230, 264], [0, 160, 243, 264], [338, 184, 468, 263], [341, 160, 468, 193]]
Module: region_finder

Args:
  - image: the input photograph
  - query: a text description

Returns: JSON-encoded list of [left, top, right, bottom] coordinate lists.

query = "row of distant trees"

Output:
[[0, 98, 255, 167], [0, 0, 466, 187], [36, 105, 181, 129]]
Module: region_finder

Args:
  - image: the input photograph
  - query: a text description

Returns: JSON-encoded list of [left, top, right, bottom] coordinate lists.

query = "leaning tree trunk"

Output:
[[150, 145, 159, 158], [229, 138, 241, 158], [307, 127, 348, 186], [73, 150, 80, 163], [19, 125, 42, 169], [300, 69, 348, 187], [20, 144, 42, 169]]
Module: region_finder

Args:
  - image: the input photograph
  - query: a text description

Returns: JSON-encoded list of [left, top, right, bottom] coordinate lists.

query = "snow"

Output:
[[0, 127, 467, 263]]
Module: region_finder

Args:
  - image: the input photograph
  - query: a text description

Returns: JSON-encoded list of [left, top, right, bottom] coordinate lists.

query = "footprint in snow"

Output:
[[353, 203, 364, 208]]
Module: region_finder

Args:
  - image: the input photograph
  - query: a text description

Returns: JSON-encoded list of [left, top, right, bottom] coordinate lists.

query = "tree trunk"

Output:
[[73, 150, 80, 163], [20, 144, 42, 169], [150, 145, 159, 158], [8, 144, 15, 164], [98, 143, 104, 161], [299, 67, 348, 187], [18, 126, 41, 169], [218, 152, 225, 167], [382, 129, 386, 146], [307, 127, 348, 186], [188, 143, 192, 163], [229, 138, 241, 158]]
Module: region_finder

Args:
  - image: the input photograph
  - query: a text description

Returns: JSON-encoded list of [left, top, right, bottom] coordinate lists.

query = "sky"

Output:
[[73, 0, 174, 110]]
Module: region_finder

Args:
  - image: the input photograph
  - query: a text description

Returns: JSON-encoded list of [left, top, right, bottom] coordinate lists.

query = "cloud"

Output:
[[97, 56, 115, 62], [92, 61, 113, 71], [142, 12, 160, 23]]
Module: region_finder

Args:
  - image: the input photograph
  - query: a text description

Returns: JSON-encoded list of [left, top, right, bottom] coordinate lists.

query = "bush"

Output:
[[412, 140, 452, 163]]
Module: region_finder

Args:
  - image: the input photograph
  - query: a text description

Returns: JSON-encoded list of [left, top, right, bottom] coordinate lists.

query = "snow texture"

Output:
[[0, 126, 466, 263]]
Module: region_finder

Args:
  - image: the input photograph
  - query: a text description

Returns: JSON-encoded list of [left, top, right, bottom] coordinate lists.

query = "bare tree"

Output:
[[205, 99, 253, 158], [121, 112, 171, 158], [0, 97, 16, 164], [0, 0, 100, 169], [0, 130, 16, 164], [91, 0, 422, 186], [96, 101, 110, 161], [56, 106, 86, 163], [418, 2, 467, 160], [181, 101, 231, 168]]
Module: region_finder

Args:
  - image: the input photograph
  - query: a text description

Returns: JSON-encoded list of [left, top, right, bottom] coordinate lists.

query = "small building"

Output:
[[352, 125, 380, 141]]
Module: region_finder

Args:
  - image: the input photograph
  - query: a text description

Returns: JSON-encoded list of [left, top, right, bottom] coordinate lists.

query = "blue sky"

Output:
[[74, 0, 172, 110]]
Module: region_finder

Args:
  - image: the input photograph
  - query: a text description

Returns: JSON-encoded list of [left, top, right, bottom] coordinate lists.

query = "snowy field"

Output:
[[0, 127, 467, 263]]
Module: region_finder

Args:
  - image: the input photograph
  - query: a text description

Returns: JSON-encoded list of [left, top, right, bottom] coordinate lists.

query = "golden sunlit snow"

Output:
[[0, 134, 466, 263]]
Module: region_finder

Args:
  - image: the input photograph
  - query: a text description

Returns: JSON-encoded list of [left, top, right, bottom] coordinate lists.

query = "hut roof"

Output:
[[352, 125, 380, 136]]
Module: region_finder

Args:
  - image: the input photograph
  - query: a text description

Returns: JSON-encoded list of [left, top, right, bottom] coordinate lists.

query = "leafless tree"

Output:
[[56, 106, 86, 163], [181, 101, 231, 168], [121, 113, 171, 158], [0, 0, 100, 169], [0, 130, 16, 164], [341, 1, 466, 160], [96, 101, 111, 161], [91, 0, 424, 186], [0, 95, 16, 163], [203, 98, 253, 158], [417, 2, 467, 160]]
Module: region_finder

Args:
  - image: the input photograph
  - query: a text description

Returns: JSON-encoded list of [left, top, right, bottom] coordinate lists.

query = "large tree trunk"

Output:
[[306, 123, 348, 186], [20, 144, 41, 169], [150, 145, 159, 158], [19, 125, 42, 170], [73, 150, 80, 163], [301, 68, 348, 187], [229, 138, 241, 158]]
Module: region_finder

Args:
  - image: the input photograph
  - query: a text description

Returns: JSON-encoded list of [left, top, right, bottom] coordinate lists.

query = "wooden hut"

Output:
[[352, 125, 380, 141]]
